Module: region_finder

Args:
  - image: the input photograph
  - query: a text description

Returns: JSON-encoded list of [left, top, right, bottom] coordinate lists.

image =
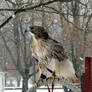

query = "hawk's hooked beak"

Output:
[[25, 27, 35, 36], [29, 27, 35, 34], [25, 27, 35, 33], [24, 27, 35, 40]]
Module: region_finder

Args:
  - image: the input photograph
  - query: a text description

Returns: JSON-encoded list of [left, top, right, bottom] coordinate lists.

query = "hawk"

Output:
[[25, 26, 80, 84]]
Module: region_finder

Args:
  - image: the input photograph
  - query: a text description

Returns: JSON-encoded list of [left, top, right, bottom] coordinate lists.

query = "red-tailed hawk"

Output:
[[25, 26, 80, 84]]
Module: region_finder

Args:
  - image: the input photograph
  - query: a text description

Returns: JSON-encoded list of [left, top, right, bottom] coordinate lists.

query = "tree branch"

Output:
[[5, 0, 16, 5], [0, 0, 72, 11], [35, 9, 89, 17], [0, 0, 73, 29], [44, 6, 84, 31], [0, 30, 24, 76], [29, 69, 39, 78]]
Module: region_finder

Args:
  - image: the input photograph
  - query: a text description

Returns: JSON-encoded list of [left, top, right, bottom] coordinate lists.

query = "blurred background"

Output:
[[0, 0, 92, 92]]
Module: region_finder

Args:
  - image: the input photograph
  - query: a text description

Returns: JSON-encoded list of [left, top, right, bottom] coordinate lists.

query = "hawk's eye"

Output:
[[42, 32, 49, 39], [30, 27, 34, 30], [29, 27, 35, 34]]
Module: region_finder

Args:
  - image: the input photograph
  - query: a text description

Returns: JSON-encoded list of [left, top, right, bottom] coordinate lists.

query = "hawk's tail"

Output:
[[59, 59, 80, 84], [72, 73, 80, 84]]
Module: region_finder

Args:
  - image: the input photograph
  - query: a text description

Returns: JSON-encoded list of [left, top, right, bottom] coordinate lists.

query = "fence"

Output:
[[0, 72, 4, 92]]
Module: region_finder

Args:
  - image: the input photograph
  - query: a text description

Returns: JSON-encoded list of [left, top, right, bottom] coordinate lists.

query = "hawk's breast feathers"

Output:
[[31, 36, 67, 62]]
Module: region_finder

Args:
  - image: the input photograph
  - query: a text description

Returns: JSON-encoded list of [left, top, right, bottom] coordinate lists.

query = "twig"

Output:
[[0, 30, 24, 76], [0, 0, 73, 29], [0, 0, 73, 11], [85, 13, 92, 29], [35, 9, 89, 17], [44, 6, 84, 31], [5, 0, 16, 5]]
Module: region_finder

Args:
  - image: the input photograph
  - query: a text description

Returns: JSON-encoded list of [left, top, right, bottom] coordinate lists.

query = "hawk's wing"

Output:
[[48, 39, 67, 61]]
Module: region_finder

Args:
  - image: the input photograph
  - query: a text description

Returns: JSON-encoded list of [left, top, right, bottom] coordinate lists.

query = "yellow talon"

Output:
[[47, 75, 57, 81], [36, 78, 43, 83]]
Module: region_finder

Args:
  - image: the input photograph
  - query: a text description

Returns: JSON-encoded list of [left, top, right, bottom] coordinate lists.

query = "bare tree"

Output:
[[1, 0, 92, 92]]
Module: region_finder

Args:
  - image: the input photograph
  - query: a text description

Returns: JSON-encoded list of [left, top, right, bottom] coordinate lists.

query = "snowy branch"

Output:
[[27, 78, 81, 92], [44, 6, 84, 31], [0, 0, 72, 11], [5, 0, 16, 5], [0, 0, 87, 12], [0, 0, 73, 29], [0, 0, 73, 11], [0, 30, 24, 76]]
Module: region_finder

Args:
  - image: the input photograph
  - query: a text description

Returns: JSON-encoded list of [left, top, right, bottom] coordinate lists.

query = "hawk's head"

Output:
[[25, 26, 49, 40]]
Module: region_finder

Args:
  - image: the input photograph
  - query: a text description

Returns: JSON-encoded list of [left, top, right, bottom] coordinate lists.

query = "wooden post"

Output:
[[81, 73, 85, 92], [85, 57, 92, 92]]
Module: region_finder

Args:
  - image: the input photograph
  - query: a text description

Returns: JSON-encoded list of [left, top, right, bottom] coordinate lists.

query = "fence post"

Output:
[[0, 72, 4, 92], [85, 57, 92, 92], [81, 73, 85, 92]]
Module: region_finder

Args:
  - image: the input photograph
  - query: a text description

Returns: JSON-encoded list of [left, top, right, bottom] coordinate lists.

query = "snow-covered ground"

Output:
[[5, 90, 21, 92], [4, 86, 64, 92], [37, 89, 64, 92], [5, 89, 64, 92]]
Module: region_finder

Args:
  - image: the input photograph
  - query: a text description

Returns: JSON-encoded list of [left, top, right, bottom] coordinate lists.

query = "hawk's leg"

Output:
[[47, 71, 57, 80], [36, 74, 47, 83], [36, 63, 47, 83], [46, 72, 56, 92]]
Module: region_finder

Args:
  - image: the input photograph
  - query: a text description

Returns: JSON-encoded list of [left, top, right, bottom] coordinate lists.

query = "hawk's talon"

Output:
[[36, 78, 43, 84], [36, 74, 47, 83], [47, 75, 58, 81]]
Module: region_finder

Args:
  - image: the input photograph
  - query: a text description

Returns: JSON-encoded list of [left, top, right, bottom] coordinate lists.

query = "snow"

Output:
[[80, 57, 84, 61], [5, 89, 64, 92], [5, 90, 21, 92], [4, 86, 64, 92], [53, 19, 58, 23], [37, 89, 64, 92]]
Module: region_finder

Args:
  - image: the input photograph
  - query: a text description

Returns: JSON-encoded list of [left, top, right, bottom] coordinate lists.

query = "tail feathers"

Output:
[[73, 78, 80, 84]]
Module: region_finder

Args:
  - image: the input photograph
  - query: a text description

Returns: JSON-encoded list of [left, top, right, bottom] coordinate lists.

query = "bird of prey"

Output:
[[25, 26, 80, 84]]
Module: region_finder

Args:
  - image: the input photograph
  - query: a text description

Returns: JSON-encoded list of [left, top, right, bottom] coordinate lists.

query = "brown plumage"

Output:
[[26, 26, 80, 83]]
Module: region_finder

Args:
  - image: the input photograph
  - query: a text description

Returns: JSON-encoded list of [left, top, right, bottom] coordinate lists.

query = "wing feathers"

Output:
[[48, 39, 67, 61]]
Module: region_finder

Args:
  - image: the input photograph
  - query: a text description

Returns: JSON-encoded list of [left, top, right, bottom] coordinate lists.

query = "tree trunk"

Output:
[[70, 39, 77, 72], [63, 86, 67, 92], [17, 75, 21, 87], [71, 0, 82, 76], [63, 86, 73, 92], [22, 75, 29, 92], [33, 61, 36, 92]]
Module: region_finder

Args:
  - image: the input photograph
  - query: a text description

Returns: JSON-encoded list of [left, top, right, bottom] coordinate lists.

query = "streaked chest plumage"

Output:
[[30, 37, 50, 61]]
